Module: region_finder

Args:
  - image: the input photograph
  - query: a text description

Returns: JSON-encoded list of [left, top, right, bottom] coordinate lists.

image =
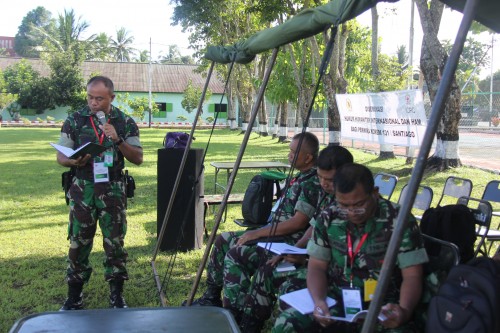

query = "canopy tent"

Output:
[[205, 0, 500, 65], [440, 0, 500, 33], [153, 0, 499, 331]]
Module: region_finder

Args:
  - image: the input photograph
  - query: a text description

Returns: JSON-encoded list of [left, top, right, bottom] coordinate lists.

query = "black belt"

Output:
[[75, 168, 124, 182]]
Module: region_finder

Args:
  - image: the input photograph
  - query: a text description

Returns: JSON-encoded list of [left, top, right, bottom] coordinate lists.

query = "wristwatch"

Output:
[[115, 137, 124, 146]]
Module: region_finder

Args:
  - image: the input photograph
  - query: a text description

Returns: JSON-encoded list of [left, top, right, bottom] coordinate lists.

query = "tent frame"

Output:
[[150, 0, 491, 331], [151, 62, 215, 306], [361, 0, 481, 331], [185, 48, 280, 305]]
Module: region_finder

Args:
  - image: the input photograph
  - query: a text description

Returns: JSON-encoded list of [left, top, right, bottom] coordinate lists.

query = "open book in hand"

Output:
[[50, 142, 106, 159], [257, 242, 308, 255], [279, 288, 336, 315], [280, 288, 387, 323]]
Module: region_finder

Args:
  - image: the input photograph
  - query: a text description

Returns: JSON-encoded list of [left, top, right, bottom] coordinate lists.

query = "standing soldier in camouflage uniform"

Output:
[[56, 76, 143, 310], [185, 132, 320, 307], [273, 163, 428, 333], [227, 146, 354, 332]]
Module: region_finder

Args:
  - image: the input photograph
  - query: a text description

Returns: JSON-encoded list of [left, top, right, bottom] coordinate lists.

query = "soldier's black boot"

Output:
[[182, 282, 222, 307], [109, 279, 128, 308], [60, 281, 84, 311]]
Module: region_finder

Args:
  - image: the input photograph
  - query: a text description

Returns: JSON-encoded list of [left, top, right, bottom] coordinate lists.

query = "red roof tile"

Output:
[[0, 57, 225, 94]]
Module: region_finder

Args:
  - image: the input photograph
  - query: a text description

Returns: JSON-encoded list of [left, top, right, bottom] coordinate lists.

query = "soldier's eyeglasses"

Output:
[[337, 207, 366, 217]]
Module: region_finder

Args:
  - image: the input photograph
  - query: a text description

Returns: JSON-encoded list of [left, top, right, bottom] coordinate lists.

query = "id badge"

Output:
[[93, 161, 109, 183], [364, 278, 377, 302], [342, 287, 363, 321], [103, 151, 113, 167]]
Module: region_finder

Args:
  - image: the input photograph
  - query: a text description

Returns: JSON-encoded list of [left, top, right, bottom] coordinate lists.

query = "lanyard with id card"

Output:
[[342, 230, 368, 319], [90, 115, 113, 183], [93, 160, 109, 183], [342, 286, 363, 321]]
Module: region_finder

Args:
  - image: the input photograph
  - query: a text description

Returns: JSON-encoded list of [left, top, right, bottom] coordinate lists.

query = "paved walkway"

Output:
[[302, 128, 500, 174]]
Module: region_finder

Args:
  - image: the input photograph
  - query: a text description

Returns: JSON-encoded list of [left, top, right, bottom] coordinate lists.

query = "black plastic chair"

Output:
[[457, 196, 493, 257], [482, 180, 500, 219], [419, 233, 461, 310], [436, 176, 473, 207], [422, 233, 460, 272], [481, 180, 500, 254], [374, 173, 398, 201], [398, 184, 434, 221]]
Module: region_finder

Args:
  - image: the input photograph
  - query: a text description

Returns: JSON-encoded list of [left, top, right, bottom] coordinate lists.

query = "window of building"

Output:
[[155, 102, 173, 118], [208, 103, 227, 119], [19, 109, 37, 116]]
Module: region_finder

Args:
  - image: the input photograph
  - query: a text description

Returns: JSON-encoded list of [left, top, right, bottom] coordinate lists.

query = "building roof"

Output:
[[0, 57, 225, 94]]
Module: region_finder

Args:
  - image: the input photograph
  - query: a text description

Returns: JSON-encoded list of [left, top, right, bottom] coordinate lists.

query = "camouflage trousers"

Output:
[[66, 178, 128, 284], [223, 244, 270, 314], [238, 262, 308, 324], [206, 230, 245, 287], [223, 243, 305, 312]]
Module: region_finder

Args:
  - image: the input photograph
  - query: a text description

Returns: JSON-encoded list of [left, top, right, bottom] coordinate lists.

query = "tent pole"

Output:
[[185, 48, 280, 305], [151, 61, 215, 306], [361, 0, 479, 331]]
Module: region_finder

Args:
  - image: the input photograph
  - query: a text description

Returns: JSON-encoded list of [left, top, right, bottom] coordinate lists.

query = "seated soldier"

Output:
[[184, 132, 320, 307], [224, 146, 354, 332], [273, 163, 428, 333]]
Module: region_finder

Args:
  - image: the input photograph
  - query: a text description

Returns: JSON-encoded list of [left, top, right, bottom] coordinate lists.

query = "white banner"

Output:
[[335, 90, 427, 147]]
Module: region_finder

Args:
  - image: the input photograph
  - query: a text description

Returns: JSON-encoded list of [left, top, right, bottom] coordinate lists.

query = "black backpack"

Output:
[[420, 204, 476, 263], [426, 257, 500, 333], [241, 174, 283, 226]]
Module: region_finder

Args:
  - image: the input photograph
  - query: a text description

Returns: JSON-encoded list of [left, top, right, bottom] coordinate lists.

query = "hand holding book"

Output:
[[51, 142, 106, 160], [257, 242, 308, 255]]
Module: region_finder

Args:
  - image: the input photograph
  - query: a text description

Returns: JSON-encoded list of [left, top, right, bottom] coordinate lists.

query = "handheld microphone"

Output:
[[95, 111, 111, 140], [95, 111, 106, 125]]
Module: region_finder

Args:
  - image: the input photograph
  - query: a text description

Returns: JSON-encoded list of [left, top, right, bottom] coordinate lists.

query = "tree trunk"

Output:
[[227, 82, 237, 130], [258, 99, 269, 136], [286, 40, 314, 136], [294, 106, 300, 136], [416, 0, 462, 170], [315, 25, 349, 146], [272, 103, 280, 139], [236, 74, 253, 135], [278, 102, 288, 142]]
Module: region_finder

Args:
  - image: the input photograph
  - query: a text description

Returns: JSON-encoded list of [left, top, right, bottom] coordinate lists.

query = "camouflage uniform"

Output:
[[206, 168, 318, 290], [222, 169, 321, 317], [234, 192, 336, 328], [273, 199, 428, 333], [58, 105, 141, 284]]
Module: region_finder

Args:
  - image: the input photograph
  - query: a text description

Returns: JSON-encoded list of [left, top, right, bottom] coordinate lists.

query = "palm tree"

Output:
[[135, 50, 150, 63], [88, 32, 114, 61], [55, 9, 90, 51], [159, 44, 182, 63], [110, 27, 135, 62], [29, 9, 95, 61]]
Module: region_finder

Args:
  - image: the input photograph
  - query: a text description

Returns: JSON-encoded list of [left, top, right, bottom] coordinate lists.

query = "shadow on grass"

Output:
[[0, 241, 205, 333]]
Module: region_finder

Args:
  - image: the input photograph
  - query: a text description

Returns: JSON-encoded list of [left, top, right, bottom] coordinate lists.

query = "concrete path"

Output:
[[301, 128, 500, 174]]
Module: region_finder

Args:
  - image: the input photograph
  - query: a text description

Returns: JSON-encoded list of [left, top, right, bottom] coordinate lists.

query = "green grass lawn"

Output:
[[0, 127, 498, 332]]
